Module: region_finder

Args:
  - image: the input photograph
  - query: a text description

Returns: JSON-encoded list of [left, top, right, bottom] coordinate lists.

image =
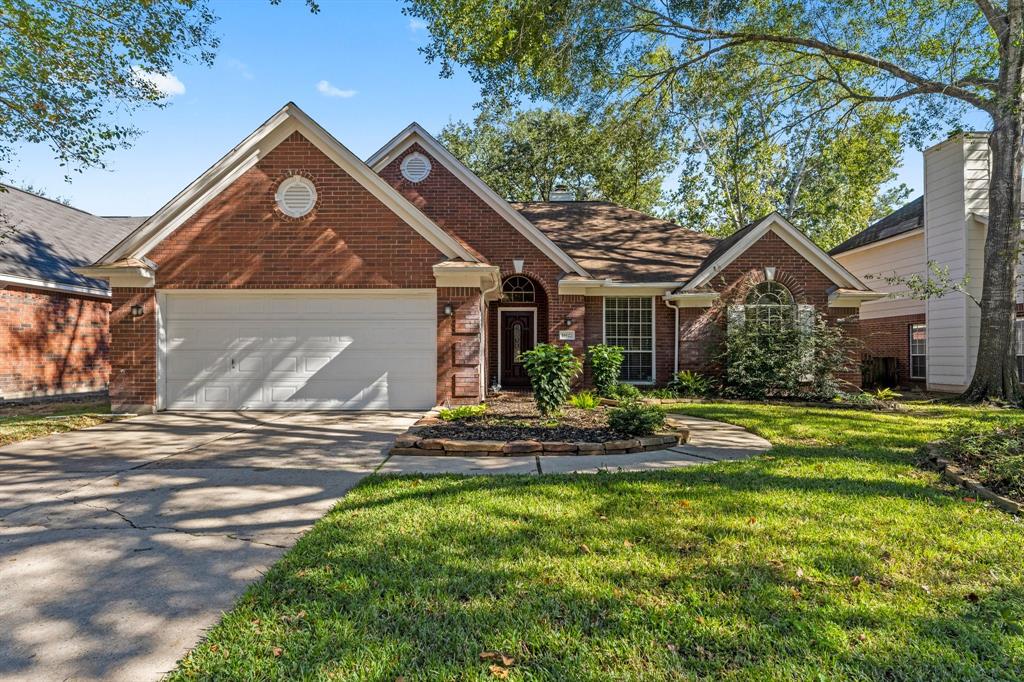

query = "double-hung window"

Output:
[[1016, 318, 1023, 382], [604, 297, 654, 383], [909, 323, 927, 380]]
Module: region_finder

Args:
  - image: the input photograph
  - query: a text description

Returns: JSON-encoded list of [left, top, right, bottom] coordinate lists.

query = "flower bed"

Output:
[[389, 394, 688, 457], [924, 423, 1024, 514]]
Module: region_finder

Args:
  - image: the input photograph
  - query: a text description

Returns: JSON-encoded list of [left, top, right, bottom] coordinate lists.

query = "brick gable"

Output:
[[148, 132, 444, 289]]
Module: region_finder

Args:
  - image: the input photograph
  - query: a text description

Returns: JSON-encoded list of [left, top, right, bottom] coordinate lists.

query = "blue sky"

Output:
[[9, 0, 992, 217]]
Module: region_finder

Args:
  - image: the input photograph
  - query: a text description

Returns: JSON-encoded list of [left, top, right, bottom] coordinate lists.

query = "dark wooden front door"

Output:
[[501, 311, 535, 387]]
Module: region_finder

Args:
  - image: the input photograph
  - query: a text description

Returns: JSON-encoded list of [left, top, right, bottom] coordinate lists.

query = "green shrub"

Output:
[[721, 310, 856, 400], [669, 370, 713, 397], [568, 390, 600, 410], [936, 421, 1024, 499], [608, 400, 666, 437], [587, 344, 624, 397], [874, 387, 903, 401], [643, 387, 679, 399], [519, 343, 582, 416], [609, 382, 641, 400], [438, 404, 487, 421]]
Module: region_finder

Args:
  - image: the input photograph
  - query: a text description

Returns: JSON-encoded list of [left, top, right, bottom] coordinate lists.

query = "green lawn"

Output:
[[170, 403, 1024, 681], [0, 399, 112, 446]]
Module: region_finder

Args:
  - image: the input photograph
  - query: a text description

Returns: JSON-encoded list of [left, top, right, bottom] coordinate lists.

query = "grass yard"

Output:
[[0, 399, 113, 446], [170, 403, 1024, 681]]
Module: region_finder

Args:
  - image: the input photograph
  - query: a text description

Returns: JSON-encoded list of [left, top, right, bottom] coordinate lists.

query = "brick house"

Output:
[[0, 186, 142, 401], [75, 103, 881, 413], [831, 132, 1024, 392]]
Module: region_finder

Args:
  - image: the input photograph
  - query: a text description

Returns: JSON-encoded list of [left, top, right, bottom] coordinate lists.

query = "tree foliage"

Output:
[[439, 100, 678, 212], [0, 0, 221, 182], [404, 0, 1022, 403]]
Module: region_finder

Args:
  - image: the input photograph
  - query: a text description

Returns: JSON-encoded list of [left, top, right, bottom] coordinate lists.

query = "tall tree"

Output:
[[0, 0, 221, 182], [405, 0, 1023, 403], [440, 101, 678, 211]]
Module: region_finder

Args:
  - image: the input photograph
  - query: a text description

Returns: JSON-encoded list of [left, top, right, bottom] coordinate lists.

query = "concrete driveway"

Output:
[[0, 411, 417, 682]]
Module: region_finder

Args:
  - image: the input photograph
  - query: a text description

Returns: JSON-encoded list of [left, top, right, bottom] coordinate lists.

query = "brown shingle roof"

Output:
[[512, 201, 720, 282]]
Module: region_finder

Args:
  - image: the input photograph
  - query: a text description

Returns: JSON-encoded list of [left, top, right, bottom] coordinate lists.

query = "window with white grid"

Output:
[[909, 323, 927, 380], [604, 297, 653, 383]]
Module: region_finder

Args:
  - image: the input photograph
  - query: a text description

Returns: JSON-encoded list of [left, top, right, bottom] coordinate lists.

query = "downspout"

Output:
[[480, 272, 502, 394], [663, 296, 681, 377]]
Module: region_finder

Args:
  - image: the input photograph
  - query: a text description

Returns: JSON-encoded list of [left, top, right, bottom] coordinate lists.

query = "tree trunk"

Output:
[[962, 114, 1024, 402]]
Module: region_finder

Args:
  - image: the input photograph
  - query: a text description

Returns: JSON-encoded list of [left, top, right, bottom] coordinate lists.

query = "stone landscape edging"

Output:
[[925, 443, 1022, 516]]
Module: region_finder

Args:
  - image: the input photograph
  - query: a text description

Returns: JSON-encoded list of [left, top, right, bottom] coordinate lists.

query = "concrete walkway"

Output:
[[379, 415, 772, 475], [0, 411, 416, 682]]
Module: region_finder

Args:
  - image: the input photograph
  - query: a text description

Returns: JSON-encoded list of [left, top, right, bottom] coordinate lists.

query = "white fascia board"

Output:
[[72, 265, 155, 288], [367, 123, 590, 277], [433, 263, 501, 289], [827, 290, 889, 308], [557, 278, 682, 297], [0, 273, 110, 298], [830, 228, 924, 260], [970, 212, 989, 225], [102, 104, 476, 265], [663, 291, 720, 307], [685, 213, 869, 291]]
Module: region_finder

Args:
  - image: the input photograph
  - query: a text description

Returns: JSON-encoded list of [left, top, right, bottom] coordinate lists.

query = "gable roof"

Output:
[[366, 123, 589, 277], [681, 212, 870, 291], [0, 185, 143, 293], [829, 196, 924, 256], [512, 201, 718, 283], [97, 103, 477, 266]]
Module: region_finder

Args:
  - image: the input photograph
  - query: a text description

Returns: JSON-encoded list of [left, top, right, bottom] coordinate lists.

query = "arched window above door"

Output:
[[502, 275, 535, 303]]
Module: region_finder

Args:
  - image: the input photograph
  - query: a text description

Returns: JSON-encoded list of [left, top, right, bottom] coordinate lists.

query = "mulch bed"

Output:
[[416, 394, 622, 443]]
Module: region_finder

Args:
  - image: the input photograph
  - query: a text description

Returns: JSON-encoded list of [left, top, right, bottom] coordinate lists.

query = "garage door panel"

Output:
[[163, 292, 438, 410]]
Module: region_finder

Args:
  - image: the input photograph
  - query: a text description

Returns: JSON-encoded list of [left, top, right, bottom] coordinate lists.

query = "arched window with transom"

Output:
[[744, 281, 795, 327], [502, 275, 535, 303]]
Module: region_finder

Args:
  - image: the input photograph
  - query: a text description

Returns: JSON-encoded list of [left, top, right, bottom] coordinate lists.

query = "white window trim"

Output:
[[909, 323, 927, 380], [602, 296, 656, 385], [496, 307, 538, 389]]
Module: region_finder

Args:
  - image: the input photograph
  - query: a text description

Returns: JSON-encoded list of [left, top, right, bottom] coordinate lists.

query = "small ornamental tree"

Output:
[[520, 343, 582, 416], [586, 344, 624, 397], [722, 310, 856, 400]]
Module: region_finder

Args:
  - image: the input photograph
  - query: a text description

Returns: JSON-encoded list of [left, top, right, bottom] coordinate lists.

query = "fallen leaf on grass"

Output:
[[747, 517, 757, 525], [580, 544, 592, 554], [963, 496, 976, 502], [272, 647, 283, 657], [479, 652, 515, 666], [678, 500, 691, 509], [623, 539, 634, 548], [489, 664, 510, 678]]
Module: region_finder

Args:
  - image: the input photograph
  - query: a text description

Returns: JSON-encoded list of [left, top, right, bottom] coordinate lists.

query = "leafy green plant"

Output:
[[722, 310, 856, 400], [608, 400, 666, 437], [519, 343, 582, 416], [643, 388, 679, 399], [586, 344, 624, 397], [669, 370, 713, 397], [874, 387, 903, 401], [609, 383, 641, 401], [438, 404, 487, 421], [568, 390, 600, 410]]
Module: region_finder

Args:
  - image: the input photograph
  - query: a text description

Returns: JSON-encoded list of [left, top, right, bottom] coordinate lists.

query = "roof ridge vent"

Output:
[[549, 186, 574, 202]]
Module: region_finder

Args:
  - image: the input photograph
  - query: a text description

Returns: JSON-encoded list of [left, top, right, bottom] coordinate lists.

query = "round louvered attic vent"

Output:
[[275, 176, 317, 217], [400, 152, 432, 183]]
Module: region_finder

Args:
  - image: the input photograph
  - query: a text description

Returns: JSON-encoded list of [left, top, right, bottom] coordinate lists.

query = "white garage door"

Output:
[[161, 291, 437, 410]]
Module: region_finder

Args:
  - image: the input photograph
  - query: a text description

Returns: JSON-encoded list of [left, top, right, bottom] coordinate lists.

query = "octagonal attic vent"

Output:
[[400, 152, 432, 183], [276, 176, 317, 218]]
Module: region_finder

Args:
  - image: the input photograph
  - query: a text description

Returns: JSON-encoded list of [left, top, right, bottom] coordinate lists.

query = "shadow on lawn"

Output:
[[172, 459, 1024, 681]]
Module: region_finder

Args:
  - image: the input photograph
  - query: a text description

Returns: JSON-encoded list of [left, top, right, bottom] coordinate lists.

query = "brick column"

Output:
[[437, 287, 483, 405], [109, 288, 157, 413]]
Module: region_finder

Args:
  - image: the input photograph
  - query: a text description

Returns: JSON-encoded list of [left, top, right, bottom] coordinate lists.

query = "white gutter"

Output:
[[0, 273, 110, 298]]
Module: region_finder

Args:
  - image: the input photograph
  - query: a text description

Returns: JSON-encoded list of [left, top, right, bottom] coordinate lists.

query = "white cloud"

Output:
[[316, 80, 357, 98], [408, 18, 426, 32], [226, 58, 254, 81], [133, 68, 186, 97]]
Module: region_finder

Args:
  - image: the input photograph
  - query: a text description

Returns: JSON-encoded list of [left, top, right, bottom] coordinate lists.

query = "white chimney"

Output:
[[549, 186, 574, 202]]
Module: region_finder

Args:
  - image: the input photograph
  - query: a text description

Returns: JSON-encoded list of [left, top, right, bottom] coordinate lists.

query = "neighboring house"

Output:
[[0, 186, 143, 400], [76, 103, 880, 413], [832, 132, 1024, 393]]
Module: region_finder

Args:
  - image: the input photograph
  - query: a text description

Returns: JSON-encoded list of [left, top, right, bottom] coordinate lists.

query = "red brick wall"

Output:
[[149, 132, 443, 289], [108, 288, 156, 411], [0, 286, 110, 399], [859, 313, 927, 387], [379, 144, 586, 390], [437, 287, 483, 404]]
